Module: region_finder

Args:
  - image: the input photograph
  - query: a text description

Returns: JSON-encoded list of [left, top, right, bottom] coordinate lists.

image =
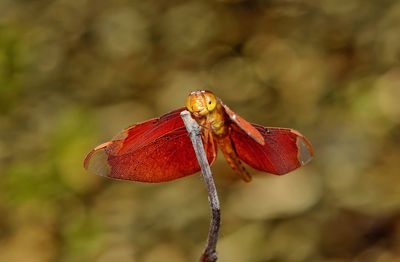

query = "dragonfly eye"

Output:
[[186, 96, 194, 113], [204, 92, 216, 111], [186, 94, 207, 116]]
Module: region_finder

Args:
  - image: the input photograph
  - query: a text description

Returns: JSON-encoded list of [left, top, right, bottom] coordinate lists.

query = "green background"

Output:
[[1, 0, 400, 261]]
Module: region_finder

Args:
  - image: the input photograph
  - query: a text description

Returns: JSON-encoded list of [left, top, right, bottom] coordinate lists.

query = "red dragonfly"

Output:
[[84, 90, 314, 182]]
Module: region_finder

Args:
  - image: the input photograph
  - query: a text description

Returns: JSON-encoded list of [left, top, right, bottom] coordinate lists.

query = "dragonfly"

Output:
[[84, 90, 314, 182]]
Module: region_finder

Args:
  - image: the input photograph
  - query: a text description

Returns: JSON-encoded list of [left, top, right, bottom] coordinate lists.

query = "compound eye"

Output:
[[186, 96, 194, 112], [204, 92, 216, 111]]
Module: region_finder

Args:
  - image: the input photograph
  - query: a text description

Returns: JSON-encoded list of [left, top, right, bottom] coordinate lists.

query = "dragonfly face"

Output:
[[186, 90, 217, 118]]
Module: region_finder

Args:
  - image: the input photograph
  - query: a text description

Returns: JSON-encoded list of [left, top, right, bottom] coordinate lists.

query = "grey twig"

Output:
[[180, 110, 220, 262]]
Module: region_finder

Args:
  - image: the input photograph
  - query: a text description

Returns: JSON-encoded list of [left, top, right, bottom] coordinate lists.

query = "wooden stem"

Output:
[[180, 110, 220, 262]]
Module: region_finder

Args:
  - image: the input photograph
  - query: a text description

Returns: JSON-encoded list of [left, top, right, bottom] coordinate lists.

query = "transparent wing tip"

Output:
[[296, 136, 314, 166], [83, 142, 112, 177]]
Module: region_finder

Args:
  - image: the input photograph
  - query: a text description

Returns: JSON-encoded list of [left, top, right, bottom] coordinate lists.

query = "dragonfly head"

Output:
[[186, 90, 217, 118]]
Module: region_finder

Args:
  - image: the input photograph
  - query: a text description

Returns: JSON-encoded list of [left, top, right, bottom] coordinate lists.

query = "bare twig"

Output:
[[180, 110, 220, 262]]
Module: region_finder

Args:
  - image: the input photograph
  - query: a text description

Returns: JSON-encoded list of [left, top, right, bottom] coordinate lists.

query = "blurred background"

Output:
[[1, 0, 400, 261]]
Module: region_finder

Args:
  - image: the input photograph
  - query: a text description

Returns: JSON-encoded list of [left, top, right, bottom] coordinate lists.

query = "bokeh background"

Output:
[[1, 0, 400, 261]]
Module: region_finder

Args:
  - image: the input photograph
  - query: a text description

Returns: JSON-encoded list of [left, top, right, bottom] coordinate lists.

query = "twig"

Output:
[[180, 110, 221, 262]]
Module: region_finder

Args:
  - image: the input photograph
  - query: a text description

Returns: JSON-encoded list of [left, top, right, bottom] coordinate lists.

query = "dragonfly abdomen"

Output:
[[217, 135, 252, 182]]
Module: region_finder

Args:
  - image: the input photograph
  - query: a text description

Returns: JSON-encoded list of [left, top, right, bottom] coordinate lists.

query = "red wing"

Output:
[[108, 107, 187, 155], [220, 100, 264, 145], [84, 108, 217, 182], [230, 124, 314, 175]]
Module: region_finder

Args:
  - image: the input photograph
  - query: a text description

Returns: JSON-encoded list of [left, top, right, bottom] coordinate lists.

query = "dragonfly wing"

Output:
[[220, 101, 264, 145], [230, 124, 314, 175], [109, 107, 187, 155], [84, 108, 217, 182]]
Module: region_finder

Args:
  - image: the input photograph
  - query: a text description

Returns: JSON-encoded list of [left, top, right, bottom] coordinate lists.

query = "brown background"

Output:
[[1, 0, 400, 261]]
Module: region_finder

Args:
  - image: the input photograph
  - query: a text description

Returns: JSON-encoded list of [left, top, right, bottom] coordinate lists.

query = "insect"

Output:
[[84, 90, 314, 182]]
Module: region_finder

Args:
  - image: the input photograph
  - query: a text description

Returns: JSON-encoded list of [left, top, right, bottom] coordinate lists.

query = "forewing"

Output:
[[231, 124, 314, 175], [85, 128, 217, 182], [220, 101, 264, 145], [109, 107, 186, 155], [84, 108, 218, 182]]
